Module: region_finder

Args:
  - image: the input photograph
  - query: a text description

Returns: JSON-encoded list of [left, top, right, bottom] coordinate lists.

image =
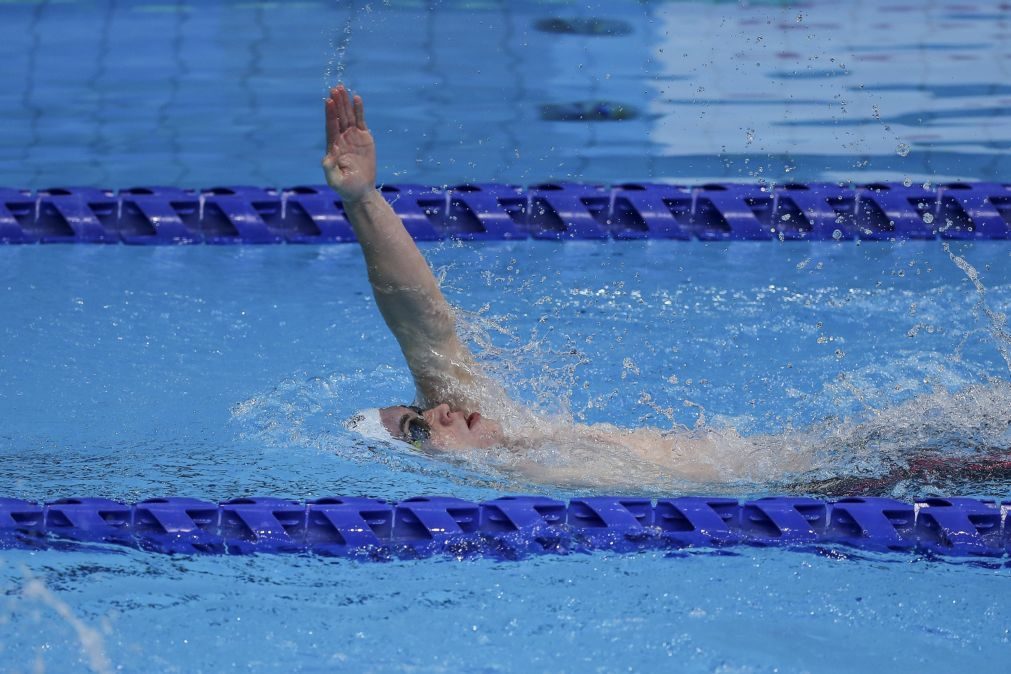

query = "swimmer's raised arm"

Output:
[[322, 86, 476, 406]]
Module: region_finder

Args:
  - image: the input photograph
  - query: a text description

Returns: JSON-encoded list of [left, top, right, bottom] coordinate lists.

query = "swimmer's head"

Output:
[[351, 404, 503, 450]]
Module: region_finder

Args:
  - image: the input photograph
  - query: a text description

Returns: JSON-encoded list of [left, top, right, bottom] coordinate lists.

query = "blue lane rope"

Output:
[[2, 496, 1008, 558], [1, 182, 1009, 244]]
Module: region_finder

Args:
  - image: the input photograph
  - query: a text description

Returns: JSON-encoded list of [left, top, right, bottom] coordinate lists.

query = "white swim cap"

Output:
[[346, 408, 393, 442]]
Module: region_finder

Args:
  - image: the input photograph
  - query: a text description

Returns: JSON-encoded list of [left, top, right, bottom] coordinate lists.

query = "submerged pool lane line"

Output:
[[1, 182, 1009, 243], [1, 495, 1009, 558]]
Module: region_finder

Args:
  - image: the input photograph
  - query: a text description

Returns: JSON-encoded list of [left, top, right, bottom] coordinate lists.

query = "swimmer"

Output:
[[322, 84, 781, 486], [322, 85, 504, 449], [321, 85, 1009, 489]]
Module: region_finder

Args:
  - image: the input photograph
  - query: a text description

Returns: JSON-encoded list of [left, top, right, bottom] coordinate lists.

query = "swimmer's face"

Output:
[[379, 403, 503, 450]]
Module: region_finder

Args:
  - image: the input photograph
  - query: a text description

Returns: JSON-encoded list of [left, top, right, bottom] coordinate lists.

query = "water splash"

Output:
[[453, 303, 587, 419], [231, 353, 1010, 497], [229, 365, 514, 490], [323, 1, 375, 89], [232, 243, 1011, 497], [943, 242, 1011, 373], [231, 364, 407, 458], [459, 293, 1009, 493], [785, 381, 1011, 497]]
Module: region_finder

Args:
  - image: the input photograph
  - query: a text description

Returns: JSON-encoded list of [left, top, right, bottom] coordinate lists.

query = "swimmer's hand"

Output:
[[322, 85, 376, 204]]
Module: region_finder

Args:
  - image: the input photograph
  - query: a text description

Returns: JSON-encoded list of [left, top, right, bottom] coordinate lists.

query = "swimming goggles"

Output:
[[401, 405, 432, 448]]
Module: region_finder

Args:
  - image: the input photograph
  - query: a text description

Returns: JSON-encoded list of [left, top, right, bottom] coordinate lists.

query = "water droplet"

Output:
[[622, 357, 640, 376], [922, 212, 934, 224], [834, 349, 845, 359], [832, 229, 843, 240], [896, 143, 911, 157], [902, 177, 912, 187]]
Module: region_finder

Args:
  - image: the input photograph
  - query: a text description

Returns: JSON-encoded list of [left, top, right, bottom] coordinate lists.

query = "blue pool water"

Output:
[[1, 242, 1009, 500], [3, 243, 1010, 672], [1, 0, 1010, 188], [2, 1, 1011, 673]]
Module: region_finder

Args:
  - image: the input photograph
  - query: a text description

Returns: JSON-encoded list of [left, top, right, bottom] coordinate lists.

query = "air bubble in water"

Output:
[[902, 177, 912, 187], [896, 143, 911, 157], [832, 229, 843, 240], [780, 213, 791, 221], [922, 212, 935, 224]]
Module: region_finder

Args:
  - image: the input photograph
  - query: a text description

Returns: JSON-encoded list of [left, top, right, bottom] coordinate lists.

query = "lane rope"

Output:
[[1, 181, 1009, 243], [2, 495, 1008, 558]]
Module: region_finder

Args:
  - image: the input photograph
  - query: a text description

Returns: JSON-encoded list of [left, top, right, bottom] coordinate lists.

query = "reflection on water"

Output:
[[0, 0, 1009, 187], [17, 569, 114, 674]]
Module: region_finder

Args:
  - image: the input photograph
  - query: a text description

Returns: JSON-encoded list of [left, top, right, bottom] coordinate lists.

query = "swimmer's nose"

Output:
[[430, 403, 453, 426]]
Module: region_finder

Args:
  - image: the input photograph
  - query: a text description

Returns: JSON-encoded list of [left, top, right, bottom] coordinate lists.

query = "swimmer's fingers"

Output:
[[338, 86, 355, 134], [327, 86, 367, 141], [329, 85, 350, 136], [353, 94, 367, 131], [324, 91, 340, 152]]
